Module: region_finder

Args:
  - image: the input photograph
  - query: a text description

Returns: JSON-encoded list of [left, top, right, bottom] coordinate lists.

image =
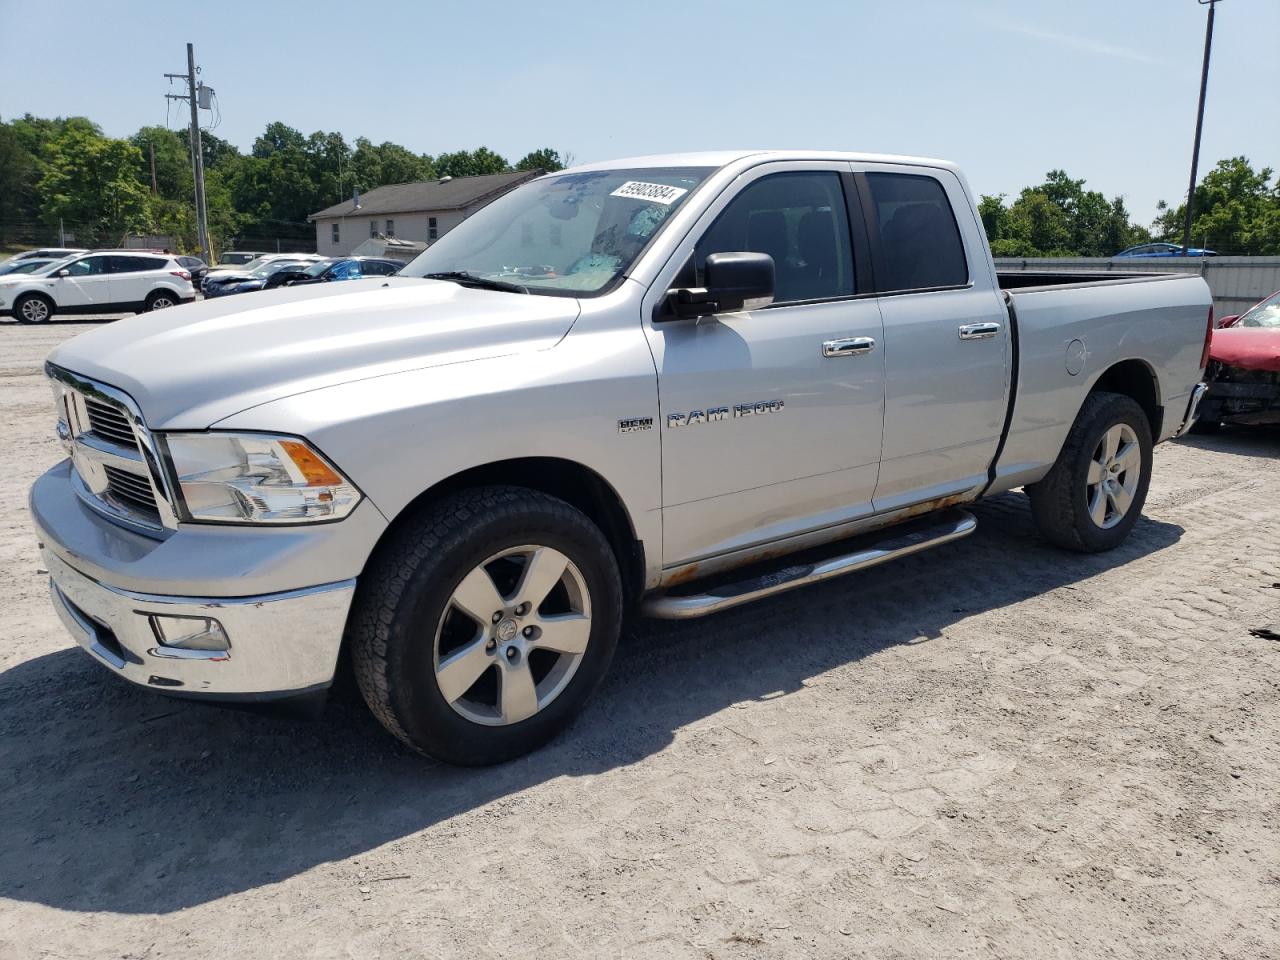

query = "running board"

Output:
[[642, 509, 977, 620]]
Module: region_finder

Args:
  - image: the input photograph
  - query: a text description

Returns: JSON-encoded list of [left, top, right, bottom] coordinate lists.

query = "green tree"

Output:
[[38, 124, 150, 244], [433, 146, 510, 178], [980, 171, 1149, 257], [1153, 157, 1280, 255], [515, 148, 565, 173]]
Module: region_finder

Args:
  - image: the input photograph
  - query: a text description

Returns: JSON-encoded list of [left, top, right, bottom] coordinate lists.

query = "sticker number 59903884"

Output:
[[609, 181, 689, 205]]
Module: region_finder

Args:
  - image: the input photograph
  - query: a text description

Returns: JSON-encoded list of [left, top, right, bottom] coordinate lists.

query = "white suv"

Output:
[[0, 252, 196, 323]]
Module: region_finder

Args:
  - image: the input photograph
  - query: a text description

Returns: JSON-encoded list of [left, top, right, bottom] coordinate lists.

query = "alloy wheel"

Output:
[[1086, 423, 1141, 529], [433, 545, 592, 726], [20, 298, 49, 322]]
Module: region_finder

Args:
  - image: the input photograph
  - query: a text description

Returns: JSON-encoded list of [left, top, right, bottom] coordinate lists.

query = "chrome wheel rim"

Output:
[[151, 296, 174, 310], [20, 298, 48, 322], [1087, 423, 1140, 529], [433, 545, 591, 726]]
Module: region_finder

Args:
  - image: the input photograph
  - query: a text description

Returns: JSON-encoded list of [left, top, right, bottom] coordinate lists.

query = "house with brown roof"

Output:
[[307, 169, 542, 257]]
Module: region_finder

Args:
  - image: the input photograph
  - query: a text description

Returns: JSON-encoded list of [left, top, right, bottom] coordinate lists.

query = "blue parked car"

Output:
[[1114, 242, 1216, 258]]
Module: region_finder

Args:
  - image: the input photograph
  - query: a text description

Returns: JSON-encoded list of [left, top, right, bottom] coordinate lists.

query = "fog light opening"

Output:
[[148, 614, 230, 653]]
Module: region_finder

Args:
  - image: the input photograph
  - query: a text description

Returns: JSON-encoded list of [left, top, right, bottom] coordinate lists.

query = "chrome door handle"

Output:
[[958, 322, 1001, 340], [822, 337, 876, 358]]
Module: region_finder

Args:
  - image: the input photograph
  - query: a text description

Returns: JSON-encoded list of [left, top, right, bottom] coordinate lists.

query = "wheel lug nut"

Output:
[[485, 639, 496, 652], [492, 612, 502, 624], [523, 626, 534, 638], [505, 647, 517, 660]]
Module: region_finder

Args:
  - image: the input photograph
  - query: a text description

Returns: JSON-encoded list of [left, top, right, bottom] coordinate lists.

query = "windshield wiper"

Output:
[[421, 271, 529, 294]]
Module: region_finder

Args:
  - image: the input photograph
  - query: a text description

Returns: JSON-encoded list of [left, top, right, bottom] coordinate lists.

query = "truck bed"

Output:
[[997, 271, 1168, 291]]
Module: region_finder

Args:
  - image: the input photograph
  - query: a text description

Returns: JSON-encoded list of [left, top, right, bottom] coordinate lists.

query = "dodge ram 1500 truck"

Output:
[[31, 151, 1213, 765]]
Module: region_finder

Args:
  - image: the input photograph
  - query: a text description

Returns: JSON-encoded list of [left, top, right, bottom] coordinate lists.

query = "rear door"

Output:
[[50, 255, 112, 308], [108, 255, 168, 306], [855, 166, 1010, 512], [645, 163, 886, 565]]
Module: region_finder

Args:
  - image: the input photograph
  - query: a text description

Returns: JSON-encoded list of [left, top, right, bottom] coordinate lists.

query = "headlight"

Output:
[[160, 432, 361, 524]]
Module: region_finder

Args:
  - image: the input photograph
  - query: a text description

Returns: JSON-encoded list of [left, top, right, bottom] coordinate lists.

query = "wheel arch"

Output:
[[1088, 358, 1162, 438], [370, 456, 646, 605]]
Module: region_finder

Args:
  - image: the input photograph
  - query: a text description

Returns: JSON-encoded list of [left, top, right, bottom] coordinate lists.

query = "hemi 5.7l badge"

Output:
[[667, 399, 784, 428], [618, 417, 653, 434]]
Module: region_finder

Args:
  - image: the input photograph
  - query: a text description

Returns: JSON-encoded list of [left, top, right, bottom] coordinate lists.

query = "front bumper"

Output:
[[45, 548, 354, 699], [32, 460, 386, 699]]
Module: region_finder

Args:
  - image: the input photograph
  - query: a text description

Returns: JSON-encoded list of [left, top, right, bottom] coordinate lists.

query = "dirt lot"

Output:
[[1, 319, 1278, 960]]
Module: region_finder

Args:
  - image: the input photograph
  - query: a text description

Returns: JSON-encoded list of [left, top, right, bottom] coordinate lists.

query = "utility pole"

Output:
[[1182, 0, 1221, 255], [148, 141, 159, 195], [165, 44, 212, 262]]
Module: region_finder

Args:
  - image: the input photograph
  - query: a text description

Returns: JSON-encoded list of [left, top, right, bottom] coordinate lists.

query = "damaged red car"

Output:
[[1193, 290, 1280, 432]]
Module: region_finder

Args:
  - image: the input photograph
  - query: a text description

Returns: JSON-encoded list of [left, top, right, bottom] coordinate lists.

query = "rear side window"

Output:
[[864, 173, 967, 292], [695, 171, 855, 304], [110, 255, 166, 273]]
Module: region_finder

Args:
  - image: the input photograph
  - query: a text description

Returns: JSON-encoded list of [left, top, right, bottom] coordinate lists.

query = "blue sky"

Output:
[[1, 0, 1275, 224]]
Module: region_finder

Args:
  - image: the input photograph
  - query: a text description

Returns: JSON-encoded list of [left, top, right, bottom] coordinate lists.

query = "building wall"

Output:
[[994, 257, 1280, 318], [313, 208, 471, 257]]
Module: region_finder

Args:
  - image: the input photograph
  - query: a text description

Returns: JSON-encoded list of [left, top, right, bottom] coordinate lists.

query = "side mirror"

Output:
[[664, 251, 775, 319], [1217, 314, 1240, 328], [53, 269, 69, 278]]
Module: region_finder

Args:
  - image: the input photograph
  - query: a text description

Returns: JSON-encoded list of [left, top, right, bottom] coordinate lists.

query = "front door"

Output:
[[50, 254, 113, 309], [645, 165, 886, 566]]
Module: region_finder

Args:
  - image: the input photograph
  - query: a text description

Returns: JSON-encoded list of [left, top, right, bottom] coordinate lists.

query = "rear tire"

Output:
[[145, 291, 177, 312], [350, 485, 622, 766], [15, 293, 53, 324], [1027, 391, 1153, 553]]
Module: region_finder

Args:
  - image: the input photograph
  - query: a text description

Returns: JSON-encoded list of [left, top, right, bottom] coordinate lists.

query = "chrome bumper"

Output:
[[44, 548, 354, 699], [1174, 382, 1210, 438]]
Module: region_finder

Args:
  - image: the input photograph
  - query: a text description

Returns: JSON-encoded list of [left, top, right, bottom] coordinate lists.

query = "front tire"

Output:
[[1027, 391, 1153, 552], [350, 486, 622, 765], [15, 293, 54, 324]]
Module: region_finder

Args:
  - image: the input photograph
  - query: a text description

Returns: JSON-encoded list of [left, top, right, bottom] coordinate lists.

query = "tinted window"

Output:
[[110, 255, 166, 273], [694, 171, 855, 304], [362, 260, 397, 276], [864, 173, 967, 292], [63, 256, 111, 277]]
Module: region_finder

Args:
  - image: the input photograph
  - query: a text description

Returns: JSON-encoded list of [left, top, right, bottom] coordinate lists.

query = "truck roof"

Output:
[[566, 150, 960, 174]]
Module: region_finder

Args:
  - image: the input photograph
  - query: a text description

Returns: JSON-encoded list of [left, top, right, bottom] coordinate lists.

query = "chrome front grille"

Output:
[[83, 397, 136, 446], [47, 364, 177, 534], [102, 464, 160, 516]]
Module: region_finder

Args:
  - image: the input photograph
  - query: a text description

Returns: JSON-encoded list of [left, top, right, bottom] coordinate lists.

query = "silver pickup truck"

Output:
[[32, 151, 1213, 764]]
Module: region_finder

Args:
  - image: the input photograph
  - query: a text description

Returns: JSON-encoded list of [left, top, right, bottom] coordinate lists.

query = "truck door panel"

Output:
[[644, 165, 886, 566], [858, 169, 1010, 510]]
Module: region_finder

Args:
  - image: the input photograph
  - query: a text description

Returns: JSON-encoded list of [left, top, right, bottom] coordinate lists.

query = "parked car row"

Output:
[[203, 256, 400, 297], [1114, 242, 1217, 258]]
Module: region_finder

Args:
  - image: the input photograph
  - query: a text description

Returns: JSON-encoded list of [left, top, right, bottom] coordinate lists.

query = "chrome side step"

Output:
[[642, 509, 977, 620]]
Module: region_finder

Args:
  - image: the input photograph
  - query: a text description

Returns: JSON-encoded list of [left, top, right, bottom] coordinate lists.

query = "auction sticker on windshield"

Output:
[[610, 181, 689, 205]]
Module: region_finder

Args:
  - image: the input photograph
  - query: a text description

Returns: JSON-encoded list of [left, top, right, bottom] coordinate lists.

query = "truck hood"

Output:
[[1209, 326, 1280, 374], [48, 277, 581, 428]]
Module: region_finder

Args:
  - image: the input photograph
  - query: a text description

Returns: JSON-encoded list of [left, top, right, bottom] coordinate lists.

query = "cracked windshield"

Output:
[[402, 167, 713, 295]]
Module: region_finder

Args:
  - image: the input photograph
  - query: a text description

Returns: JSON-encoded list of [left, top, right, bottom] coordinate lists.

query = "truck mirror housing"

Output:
[[665, 251, 775, 319]]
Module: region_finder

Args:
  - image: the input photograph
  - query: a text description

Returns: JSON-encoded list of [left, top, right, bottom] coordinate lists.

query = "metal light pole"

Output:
[[1182, 0, 1221, 254]]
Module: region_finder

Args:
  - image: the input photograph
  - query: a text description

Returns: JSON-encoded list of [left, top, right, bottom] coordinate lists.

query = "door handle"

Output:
[[822, 337, 876, 358], [958, 322, 1001, 340]]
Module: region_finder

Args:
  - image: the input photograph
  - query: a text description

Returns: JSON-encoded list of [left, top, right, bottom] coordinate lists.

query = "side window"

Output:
[[694, 171, 855, 304], [111, 256, 164, 273], [863, 173, 968, 292], [64, 256, 109, 277]]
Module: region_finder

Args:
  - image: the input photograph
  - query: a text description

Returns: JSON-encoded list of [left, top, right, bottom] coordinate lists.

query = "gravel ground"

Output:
[[2, 319, 1278, 960]]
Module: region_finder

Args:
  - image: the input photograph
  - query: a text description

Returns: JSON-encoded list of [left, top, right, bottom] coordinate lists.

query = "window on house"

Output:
[[370, 220, 377, 238], [428, 217, 438, 241], [331, 223, 340, 244], [385, 219, 395, 238]]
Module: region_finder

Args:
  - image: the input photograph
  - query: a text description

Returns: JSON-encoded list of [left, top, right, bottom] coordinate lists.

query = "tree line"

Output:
[[0, 113, 564, 253], [980, 158, 1279, 257], [1, 111, 1276, 257]]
